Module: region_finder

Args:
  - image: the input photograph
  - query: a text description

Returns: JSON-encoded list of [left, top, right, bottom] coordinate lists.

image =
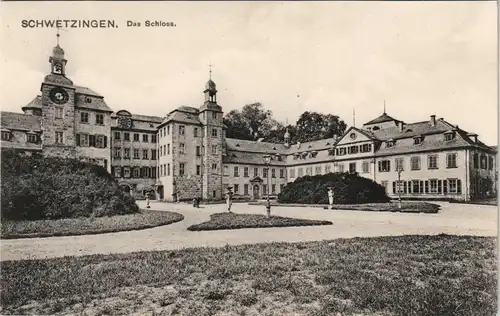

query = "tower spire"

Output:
[[208, 61, 213, 80], [353, 109, 356, 127], [383, 100, 386, 114]]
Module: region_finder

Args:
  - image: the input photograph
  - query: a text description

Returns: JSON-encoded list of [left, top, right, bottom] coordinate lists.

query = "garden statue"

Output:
[[226, 187, 234, 212], [146, 193, 151, 209], [328, 187, 334, 209]]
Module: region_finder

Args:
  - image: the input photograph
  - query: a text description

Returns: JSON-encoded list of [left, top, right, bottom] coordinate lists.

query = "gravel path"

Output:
[[1, 202, 496, 261]]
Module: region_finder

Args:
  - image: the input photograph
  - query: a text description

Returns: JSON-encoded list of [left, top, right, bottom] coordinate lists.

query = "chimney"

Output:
[[430, 115, 436, 126], [332, 134, 338, 143], [398, 121, 404, 132], [296, 142, 301, 149]]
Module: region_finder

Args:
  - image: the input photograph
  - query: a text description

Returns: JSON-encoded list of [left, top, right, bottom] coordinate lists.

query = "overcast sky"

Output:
[[0, 1, 497, 144]]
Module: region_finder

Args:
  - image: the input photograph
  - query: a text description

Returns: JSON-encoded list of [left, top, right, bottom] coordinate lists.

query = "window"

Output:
[[234, 166, 239, 177], [337, 148, 346, 156], [179, 163, 185, 176], [263, 168, 269, 178], [360, 144, 372, 153], [378, 160, 391, 172], [306, 167, 312, 176], [429, 179, 438, 193], [167, 164, 171, 176], [337, 164, 345, 173], [211, 163, 217, 171], [290, 169, 296, 178], [381, 181, 388, 192], [410, 156, 421, 170], [272, 169, 276, 178], [213, 191, 216, 198], [93, 114, 104, 125], [79, 134, 89, 147], [151, 135, 157, 143], [114, 167, 121, 178], [263, 184, 268, 195], [55, 131, 64, 144], [280, 184, 285, 192], [234, 184, 239, 193], [211, 145, 217, 155], [348, 146, 359, 154], [160, 165, 163, 176], [124, 148, 130, 159], [349, 162, 356, 173], [488, 156, 494, 170], [254, 168, 258, 177], [96, 135, 106, 148], [151, 167, 157, 179], [114, 131, 121, 140], [123, 167, 131, 178], [179, 125, 185, 135], [362, 161, 370, 173], [473, 153, 479, 168], [167, 144, 170, 155], [315, 166, 321, 175], [428, 155, 438, 169], [212, 128, 217, 137], [414, 137, 422, 145], [151, 149, 157, 160], [448, 179, 462, 194], [444, 132, 455, 141], [411, 180, 421, 194], [142, 149, 148, 159], [114, 148, 121, 158], [196, 165, 201, 175], [160, 129, 163, 138], [80, 112, 89, 123], [133, 133, 139, 142], [143, 134, 149, 142], [480, 155, 487, 169], [166, 126, 170, 135], [325, 164, 332, 174], [55, 107, 63, 119], [124, 133, 130, 141], [196, 146, 202, 156], [179, 143, 185, 154], [386, 141, 395, 148], [133, 168, 140, 178], [244, 184, 249, 195], [224, 166, 229, 176], [446, 153, 457, 168], [194, 127, 199, 137], [298, 168, 304, 177], [212, 112, 217, 119], [27, 133, 38, 143], [280, 169, 285, 178], [272, 184, 276, 194], [133, 149, 140, 159], [244, 167, 249, 177], [395, 158, 404, 171]]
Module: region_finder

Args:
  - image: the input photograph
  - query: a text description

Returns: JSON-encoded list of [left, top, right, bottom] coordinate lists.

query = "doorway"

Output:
[[253, 185, 260, 199]]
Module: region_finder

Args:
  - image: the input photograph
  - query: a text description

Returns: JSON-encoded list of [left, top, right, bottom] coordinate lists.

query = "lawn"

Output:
[[1, 210, 184, 239], [251, 201, 440, 213], [1, 235, 495, 316], [187, 212, 333, 231]]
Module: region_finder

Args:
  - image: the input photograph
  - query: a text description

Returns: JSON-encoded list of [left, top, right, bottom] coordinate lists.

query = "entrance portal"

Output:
[[253, 185, 260, 199]]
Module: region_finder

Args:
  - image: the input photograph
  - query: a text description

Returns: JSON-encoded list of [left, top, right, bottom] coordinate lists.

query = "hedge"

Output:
[[278, 172, 390, 204], [1, 149, 139, 221]]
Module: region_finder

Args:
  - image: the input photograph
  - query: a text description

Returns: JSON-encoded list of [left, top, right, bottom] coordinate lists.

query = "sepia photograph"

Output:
[[0, 1, 497, 315]]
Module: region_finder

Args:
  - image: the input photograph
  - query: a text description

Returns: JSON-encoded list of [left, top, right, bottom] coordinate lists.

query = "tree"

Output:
[[294, 111, 347, 143], [223, 110, 253, 140], [224, 103, 280, 140]]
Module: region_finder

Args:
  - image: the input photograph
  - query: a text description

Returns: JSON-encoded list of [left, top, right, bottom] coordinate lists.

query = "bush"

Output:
[[278, 172, 390, 204], [1, 149, 139, 221]]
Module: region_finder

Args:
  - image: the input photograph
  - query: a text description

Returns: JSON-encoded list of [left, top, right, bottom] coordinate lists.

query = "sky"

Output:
[[0, 1, 497, 145]]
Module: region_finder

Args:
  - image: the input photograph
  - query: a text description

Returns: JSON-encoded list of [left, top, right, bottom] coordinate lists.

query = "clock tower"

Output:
[[41, 36, 77, 158], [199, 72, 224, 200]]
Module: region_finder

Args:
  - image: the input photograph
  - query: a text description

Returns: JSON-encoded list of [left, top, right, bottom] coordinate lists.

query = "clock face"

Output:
[[49, 87, 69, 105], [118, 117, 132, 129], [349, 133, 357, 140], [53, 62, 63, 74]]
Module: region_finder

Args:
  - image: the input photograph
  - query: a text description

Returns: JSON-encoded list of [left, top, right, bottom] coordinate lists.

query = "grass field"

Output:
[[250, 201, 440, 213], [187, 212, 333, 231], [1, 235, 495, 316], [1, 210, 184, 239]]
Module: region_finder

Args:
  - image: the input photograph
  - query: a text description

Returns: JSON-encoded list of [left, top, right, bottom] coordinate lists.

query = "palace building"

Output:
[[1, 40, 497, 202]]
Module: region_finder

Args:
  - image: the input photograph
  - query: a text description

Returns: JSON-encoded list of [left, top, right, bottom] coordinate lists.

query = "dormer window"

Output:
[[386, 140, 395, 148], [444, 131, 455, 141], [27, 132, 38, 143], [236, 143, 240, 147], [328, 148, 335, 156], [413, 136, 423, 145], [1, 129, 11, 141], [372, 126, 380, 131]]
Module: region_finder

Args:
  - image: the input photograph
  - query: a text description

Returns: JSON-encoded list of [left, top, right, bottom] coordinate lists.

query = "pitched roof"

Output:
[[224, 150, 286, 166], [161, 108, 202, 126], [226, 138, 288, 153], [74, 85, 103, 97], [369, 120, 449, 140], [0, 112, 41, 132], [22, 96, 42, 110], [75, 95, 113, 112], [364, 112, 398, 125]]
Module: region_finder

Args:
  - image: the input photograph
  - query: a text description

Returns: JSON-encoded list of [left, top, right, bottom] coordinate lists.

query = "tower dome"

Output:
[[52, 44, 65, 59], [205, 79, 216, 91]]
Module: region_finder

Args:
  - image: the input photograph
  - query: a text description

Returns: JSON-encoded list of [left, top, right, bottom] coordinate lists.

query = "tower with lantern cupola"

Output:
[[198, 67, 224, 200], [41, 32, 77, 158]]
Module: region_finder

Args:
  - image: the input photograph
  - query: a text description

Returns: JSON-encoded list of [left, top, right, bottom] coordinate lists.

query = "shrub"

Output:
[[278, 172, 390, 204], [1, 149, 139, 220]]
